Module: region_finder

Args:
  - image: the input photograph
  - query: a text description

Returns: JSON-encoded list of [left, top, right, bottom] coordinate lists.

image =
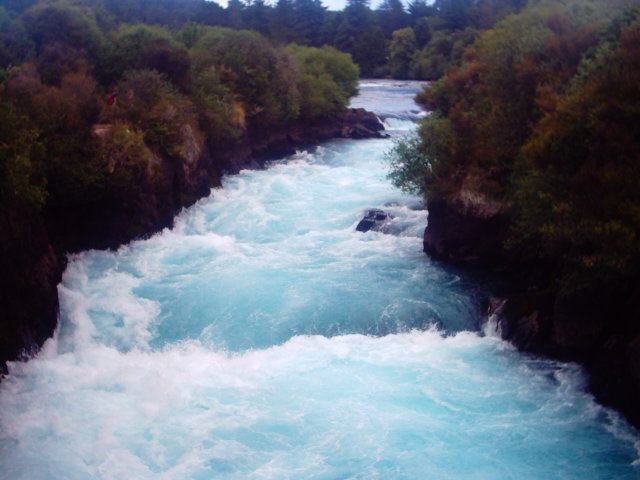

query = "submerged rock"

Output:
[[356, 209, 392, 233]]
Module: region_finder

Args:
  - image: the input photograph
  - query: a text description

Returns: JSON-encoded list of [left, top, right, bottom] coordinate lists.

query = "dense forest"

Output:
[[389, 0, 640, 293], [0, 0, 363, 232], [0, 0, 526, 79]]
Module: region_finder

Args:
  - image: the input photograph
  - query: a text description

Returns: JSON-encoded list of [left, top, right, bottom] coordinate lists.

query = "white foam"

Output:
[[2, 331, 639, 478]]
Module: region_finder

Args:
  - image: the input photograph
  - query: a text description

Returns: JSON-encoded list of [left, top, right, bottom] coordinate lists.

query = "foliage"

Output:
[[21, 1, 103, 58], [190, 66, 243, 141], [106, 69, 197, 158], [100, 24, 190, 87], [191, 28, 299, 124], [0, 100, 46, 210], [290, 44, 359, 118], [410, 28, 477, 80], [387, 114, 453, 196], [511, 15, 640, 284], [389, 28, 417, 79], [95, 122, 154, 190], [389, 0, 640, 289]]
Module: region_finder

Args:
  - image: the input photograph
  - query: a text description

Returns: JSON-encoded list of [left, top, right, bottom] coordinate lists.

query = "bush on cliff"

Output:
[[105, 69, 197, 159]]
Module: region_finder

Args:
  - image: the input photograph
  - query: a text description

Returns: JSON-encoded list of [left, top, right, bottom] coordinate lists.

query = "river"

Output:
[[1, 80, 638, 479]]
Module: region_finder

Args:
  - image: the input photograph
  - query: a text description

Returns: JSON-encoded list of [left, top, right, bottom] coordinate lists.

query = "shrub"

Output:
[[289, 44, 359, 118]]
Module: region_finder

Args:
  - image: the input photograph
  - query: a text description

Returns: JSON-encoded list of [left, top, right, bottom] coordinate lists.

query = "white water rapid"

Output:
[[1, 80, 638, 479]]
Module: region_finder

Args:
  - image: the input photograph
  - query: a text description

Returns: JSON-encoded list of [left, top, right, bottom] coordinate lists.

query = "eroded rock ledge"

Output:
[[423, 189, 640, 428], [0, 108, 384, 373]]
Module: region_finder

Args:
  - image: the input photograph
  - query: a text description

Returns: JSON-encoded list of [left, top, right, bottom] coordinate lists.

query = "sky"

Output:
[[213, 0, 389, 11]]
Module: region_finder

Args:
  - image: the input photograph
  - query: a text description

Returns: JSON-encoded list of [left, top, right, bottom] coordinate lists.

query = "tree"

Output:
[[191, 28, 299, 124], [21, 1, 103, 58], [435, 0, 472, 30], [290, 44, 359, 118], [376, 0, 409, 37], [244, 0, 271, 36], [292, 0, 327, 46], [270, 0, 297, 43], [413, 17, 432, 48], [226, 0, 244, 29], [407, 0, 435, 20], [336, 0, 386, 76], [389, 27, 417, 78], [99, 24, 190, 87]]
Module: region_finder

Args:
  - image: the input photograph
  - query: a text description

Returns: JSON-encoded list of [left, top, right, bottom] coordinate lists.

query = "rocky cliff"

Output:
[[423, 189, 640, 428], [0, 108, 384, 373]]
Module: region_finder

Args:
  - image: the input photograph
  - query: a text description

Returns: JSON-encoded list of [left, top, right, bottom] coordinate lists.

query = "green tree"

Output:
[[292, 0, 328, 46], [413, 17, 432, 48], [0, 100, 46, 210], [435, 0, 473, 30], [21, 1, 103, 58], [244, 0, 271, 36], [191, 28, 299, 124], [511, 16, 640, 284], [389, 27, 417, 78], [407, 0, 435, 20], [226, 0, 245, 29], [99, 24, 190, 87], [289, 44, 359, 118], [336, 0, 386, 76], [106, 69, 197, 158], [270, 0, 297, 43], [376, 0, 409, 37]]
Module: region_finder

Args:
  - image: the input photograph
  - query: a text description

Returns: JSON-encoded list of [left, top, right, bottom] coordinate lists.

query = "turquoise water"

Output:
[[1, 81, 638, 479]]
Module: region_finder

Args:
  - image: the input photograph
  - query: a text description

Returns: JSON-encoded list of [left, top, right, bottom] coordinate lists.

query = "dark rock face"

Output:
[[0, 206, 64, 374], [488, 286, 640, 427], [423, 196, 511, 269], [356, 209, 391, 233], [0, 107, 386, 372], [426, 191, 640, 428]]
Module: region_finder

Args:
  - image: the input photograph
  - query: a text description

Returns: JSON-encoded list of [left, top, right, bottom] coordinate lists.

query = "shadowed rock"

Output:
[[356, 209, 391, 233]]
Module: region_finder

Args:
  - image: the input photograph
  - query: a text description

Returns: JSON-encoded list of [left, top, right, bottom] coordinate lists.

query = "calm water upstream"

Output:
[[1, 80, 638, 479]]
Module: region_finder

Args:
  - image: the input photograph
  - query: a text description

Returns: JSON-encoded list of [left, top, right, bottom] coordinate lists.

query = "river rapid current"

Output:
[[1, 80, 639, 479]]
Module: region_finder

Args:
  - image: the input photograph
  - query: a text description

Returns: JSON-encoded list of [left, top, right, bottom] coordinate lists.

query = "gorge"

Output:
[[0, 80, 638, 479]]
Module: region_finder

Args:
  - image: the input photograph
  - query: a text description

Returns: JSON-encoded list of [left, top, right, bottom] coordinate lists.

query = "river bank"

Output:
[[0, 108, 384, 373]]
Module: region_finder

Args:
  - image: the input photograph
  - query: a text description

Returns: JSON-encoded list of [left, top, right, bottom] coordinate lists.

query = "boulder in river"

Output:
[[356, 209, 392, 233]]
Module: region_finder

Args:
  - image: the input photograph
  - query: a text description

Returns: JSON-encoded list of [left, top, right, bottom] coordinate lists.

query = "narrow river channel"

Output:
[[1, 80, 638, 479]]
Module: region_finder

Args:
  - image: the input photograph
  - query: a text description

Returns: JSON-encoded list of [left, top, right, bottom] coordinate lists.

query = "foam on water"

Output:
[[53, 140, 480, 354], [1, 80, 638, 479], [2, 332, 639, 479]]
